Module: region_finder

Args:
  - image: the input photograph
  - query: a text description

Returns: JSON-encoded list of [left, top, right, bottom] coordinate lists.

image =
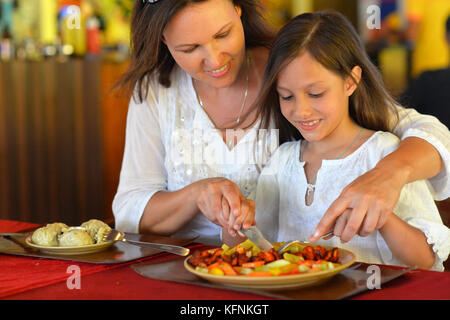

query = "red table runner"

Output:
[[0, 220, 39, 233], [0, 220, 201, 298]]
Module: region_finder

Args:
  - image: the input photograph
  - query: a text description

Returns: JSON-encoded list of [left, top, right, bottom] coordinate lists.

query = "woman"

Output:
[[113, 0, 450, 245]]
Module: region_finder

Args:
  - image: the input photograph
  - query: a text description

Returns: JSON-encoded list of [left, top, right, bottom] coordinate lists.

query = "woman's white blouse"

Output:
[[255, 132, 450, 271], [112, 65, 450, 246]]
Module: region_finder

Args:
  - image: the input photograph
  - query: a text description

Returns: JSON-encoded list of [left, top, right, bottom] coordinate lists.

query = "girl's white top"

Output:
[[113, 66, 450, 246], [255, 131, 450, 271]]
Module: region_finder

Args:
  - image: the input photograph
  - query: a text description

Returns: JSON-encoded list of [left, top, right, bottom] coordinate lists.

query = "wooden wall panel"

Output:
[[0, 62, 10, 219], [0, 59, 109, 226], [81, 59, 104, 223], [100, 62, 130, 223], [29, 62, 47, 223], [42, 60, 59, 222], [13, 62, 31, 222], [1, 62, 21, 221]]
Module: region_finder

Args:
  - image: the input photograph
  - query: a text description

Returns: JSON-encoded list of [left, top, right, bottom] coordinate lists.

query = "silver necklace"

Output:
[[302, 127, 365, 203], [194, 53, 249, 125]]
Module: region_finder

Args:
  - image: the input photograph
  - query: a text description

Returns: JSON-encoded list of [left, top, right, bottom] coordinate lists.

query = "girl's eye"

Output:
[[309, 92, 325, 98], [181, 46, 197, 54], [280, 95, 293, 101]]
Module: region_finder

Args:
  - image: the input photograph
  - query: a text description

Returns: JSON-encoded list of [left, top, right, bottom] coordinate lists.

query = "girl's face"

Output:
[[163, 0, 246, 89], [277, 51, 359, 144]]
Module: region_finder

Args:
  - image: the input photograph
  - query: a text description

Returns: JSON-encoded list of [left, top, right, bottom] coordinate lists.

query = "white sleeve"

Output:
[[112, 88, 167, 233], [254, 153, 281, 243], [376, 180, 450, 271], [392, 106, 450, 200]]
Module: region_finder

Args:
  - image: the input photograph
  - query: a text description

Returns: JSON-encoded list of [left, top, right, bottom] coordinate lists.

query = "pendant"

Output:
[[305, 183, 315, 206]]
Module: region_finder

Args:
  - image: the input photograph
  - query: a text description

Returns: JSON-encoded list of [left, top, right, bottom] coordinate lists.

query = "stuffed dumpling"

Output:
[[58, 228, 94, 247], [81, 219, 111, 243], [31, 222, 69, 246]]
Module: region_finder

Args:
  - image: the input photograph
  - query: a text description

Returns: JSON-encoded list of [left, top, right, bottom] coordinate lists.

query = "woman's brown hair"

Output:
[[257, 10, 399, 144], [115, 0, 275, 103]]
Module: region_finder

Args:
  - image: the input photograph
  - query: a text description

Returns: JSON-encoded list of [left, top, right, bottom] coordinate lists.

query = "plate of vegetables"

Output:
[[185, 240, 356, 290]]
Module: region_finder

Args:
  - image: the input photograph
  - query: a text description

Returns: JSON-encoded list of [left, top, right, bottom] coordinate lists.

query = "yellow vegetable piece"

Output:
[[195, 267, 209, 273], [239, 239, 255, 250], [234, 267, 253, 275], [251, 245, 261, 256], [254, 265, 270, 272], [298, 265, 310, 273], [223, 246, 236, 256], [268, 268, 282, 276], [221, 244, 230, 252], [283, 252, 303, 264], [265, 259, 291, 269], [279, 264, 299, 274], [316, 261, 336, 271], [209, 267, 224, 276], [280, 242, 307, 254]]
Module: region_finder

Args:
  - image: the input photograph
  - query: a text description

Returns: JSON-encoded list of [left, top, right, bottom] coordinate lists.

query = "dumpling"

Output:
[[81, 219, 111, 243], [31, 222, 69, 246], [46, 222, 69, 233], [32, 227, 59, 246], [95, 226, 111, 244], [58, 229, 94, 247]]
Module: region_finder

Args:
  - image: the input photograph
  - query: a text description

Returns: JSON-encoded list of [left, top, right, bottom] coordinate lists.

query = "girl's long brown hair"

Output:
[[115, 0, 275, 103], [257, 11, 399, 144]]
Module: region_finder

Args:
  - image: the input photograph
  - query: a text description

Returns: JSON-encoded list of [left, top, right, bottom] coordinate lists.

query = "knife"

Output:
[[0, 233, 28, 237], [240, 225, 273, 251]]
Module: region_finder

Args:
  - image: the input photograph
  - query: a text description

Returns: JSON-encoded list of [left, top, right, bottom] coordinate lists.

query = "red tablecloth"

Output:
[[0, 220, 203, 299], [1, 220, 449, 300]]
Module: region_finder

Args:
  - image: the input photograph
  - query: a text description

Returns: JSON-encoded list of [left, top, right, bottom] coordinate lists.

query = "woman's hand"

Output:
[[310, 136, 445, 242], [220, 194, 255, 247], [196, 178, 255, 233], [221, 195, 255, 237], [310, 162, 409, 243]]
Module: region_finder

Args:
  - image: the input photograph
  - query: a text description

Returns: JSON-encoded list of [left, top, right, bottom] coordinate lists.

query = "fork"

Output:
[[102, 229, 190, 256], [277, 231, 334, 254]]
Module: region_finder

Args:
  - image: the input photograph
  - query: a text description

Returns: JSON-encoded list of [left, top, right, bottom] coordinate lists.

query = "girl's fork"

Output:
[[277, 231, 334, 254]]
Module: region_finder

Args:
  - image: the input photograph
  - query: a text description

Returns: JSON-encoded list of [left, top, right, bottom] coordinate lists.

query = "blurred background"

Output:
[[0, 0, 449, 227]]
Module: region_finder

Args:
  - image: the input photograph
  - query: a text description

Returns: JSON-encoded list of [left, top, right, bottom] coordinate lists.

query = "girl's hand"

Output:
[[310, 163, 408, 242], [196, 178, 254, 232]]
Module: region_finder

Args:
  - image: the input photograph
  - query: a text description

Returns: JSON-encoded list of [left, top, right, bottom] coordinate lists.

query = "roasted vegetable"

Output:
[[188, 240, 341, 277]]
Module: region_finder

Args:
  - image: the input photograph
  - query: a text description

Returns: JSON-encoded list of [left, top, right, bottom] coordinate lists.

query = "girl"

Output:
[[254, 11, 449, 270], [113, 0, 450, 247]]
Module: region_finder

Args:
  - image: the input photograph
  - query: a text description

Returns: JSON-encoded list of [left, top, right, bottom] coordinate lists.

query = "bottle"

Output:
[[86, 16, 101, 56], [1, 0, 15, 61], [40, 0, 58, 58], [1, 27, 13, 61]]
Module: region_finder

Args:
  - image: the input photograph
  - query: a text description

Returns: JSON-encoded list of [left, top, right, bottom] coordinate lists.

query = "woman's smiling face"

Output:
[[277, 50, 359, 143], [163, 0, 246, 89]]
